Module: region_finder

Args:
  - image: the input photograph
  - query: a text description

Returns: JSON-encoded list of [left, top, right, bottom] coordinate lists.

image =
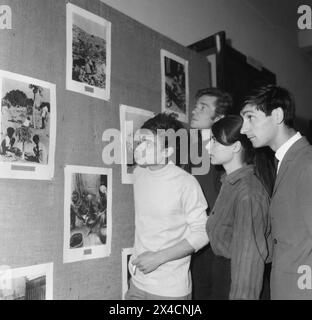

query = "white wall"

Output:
[[101, 0, 312, 122]]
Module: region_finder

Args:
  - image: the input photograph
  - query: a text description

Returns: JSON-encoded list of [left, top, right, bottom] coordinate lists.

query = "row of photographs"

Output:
[[0, 103, 152, 298], [0, 2, 188, 299], [0, 68, 153, 184], [0, 165, 114, 300], [0, 248, 132, 300], [0, 3, 189, 181], [66, 3, 189, 122]]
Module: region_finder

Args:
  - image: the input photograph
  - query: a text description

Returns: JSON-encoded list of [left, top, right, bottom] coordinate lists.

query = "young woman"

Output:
[[205, 115, 272, 300]]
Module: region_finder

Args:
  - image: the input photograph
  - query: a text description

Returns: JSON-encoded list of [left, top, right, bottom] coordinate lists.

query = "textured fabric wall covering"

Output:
[[0, 0, 210, 299]]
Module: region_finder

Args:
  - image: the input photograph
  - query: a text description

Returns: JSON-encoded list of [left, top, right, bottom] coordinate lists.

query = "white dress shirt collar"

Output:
[[275, 132, 302, 172]]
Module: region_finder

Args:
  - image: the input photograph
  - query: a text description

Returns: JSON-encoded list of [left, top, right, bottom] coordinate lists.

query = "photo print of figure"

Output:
[[0, 70, 56, 180], [66, 3, 111, 101], [161, 49, 189, 123], [0, 263, 53, 300], [64, 166, 112, 263], [119, 104, 154, 184]]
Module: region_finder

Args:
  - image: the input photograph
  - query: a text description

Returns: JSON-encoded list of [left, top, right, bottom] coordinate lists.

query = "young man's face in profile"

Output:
[[191, 95, 218, 129], [134, 129, 166, 167], [240, 103, 277, 148]]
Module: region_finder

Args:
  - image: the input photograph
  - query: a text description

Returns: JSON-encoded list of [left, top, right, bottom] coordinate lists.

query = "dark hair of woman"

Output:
[[211, 115, 275, 196]]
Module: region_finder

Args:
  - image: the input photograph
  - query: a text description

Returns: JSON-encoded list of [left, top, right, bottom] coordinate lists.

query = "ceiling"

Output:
[[100, 1, 312, 44], [100, 0, 312, 60]]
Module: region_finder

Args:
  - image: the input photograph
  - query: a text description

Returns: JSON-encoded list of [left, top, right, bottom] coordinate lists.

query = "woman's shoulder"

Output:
[[236, 169, 269, 201]]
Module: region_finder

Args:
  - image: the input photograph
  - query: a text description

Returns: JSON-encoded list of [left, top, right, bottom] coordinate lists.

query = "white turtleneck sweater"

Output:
[[130, 162, 208, 297]]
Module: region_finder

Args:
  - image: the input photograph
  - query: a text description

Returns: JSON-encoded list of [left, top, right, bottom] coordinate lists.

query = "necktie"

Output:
[[274, 157, 279, 175]]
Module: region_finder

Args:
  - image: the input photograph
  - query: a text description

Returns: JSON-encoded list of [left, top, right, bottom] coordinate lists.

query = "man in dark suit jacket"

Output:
[[240, 85, 312, 299], [189, 88, 233, 299]]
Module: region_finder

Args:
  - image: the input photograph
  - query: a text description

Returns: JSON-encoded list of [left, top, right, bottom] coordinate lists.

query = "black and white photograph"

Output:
[[1, 0, 312, 302], [119, 104, 154, 184], [63, 165, 112, 263], [121, 247, 133, 300], [66, 3, 111, 101], [161, 49, 189, 123], [0, 263, 53, 300], [0, 70, 56, 180]]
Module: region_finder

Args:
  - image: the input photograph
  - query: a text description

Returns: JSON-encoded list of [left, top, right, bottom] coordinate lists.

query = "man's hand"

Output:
[[132, 240, 197, 275], [132, 251, 163, 274]]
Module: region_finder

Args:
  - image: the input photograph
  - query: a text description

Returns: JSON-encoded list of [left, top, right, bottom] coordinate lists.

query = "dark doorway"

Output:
[[188, 31, 276, 113]]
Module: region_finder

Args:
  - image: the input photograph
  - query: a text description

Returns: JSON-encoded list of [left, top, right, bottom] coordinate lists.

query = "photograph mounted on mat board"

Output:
[[66, 3, 111, 101], [63, 165, 112, 263], [121, 247, 133, 300], [161, 49, 189, 123], [0, 263, 53, 300], [119, 104, 154, 184], [0, 70, 56, 180]]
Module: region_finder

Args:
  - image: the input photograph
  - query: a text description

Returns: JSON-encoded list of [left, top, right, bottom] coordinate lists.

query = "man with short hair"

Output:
[[1, 127, 15, 155], [25, 134, 48, 164], [190, 87, 233, 299], [190, 87, 233, 195], [41, 105, 49, 130], [240, 84, 312, 299], [191, 88, 233, 130], [125, 113, 209, 300]]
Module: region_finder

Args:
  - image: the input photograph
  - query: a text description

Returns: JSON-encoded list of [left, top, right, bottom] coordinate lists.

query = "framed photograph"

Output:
[[0, 263, 53, 300], [121, 247, 133, 300], [66, 3, 111, 101], [188, 32, 224, 88], [0, 70, 56, 180], [161, 49, 189, 123], [63, 165, 112, 263], [119, 104, 154, 184]]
